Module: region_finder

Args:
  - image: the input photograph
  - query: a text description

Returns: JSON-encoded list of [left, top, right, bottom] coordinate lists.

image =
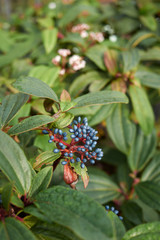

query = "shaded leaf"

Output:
[[29, 167, 53, 198], [135, 181, 160, 211], [106, 104, 136, 154], [129, 83, 154, 134], [127, 127, 156, 171], [121, 201, 143, 225], [77, 169, 121, 204], [0, 93, 29, 129], [0, 130, 32, 195], [122, 49, 139, 73], [141, 153, 160, 183], [0, 218, 36, 240], [2, 183, 13, 211]]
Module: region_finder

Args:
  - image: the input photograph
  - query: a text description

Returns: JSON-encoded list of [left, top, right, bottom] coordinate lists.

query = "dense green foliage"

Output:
[[0, 0, 160, 239]]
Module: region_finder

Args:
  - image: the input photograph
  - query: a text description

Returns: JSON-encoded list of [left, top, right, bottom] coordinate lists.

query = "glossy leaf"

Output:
[[0, 93, 29, 129], [0, 218, 36, 240], [42, 28, 57, 54], [29, 166, 53, 198], [33, 151, 61, 170], [29, 65, 59, 87], [141, 153, 160, 183], [122, 221, 160, 240], [25, 186, 116, 240], [140, 47, 160, 61], [135, 181, 160, 211], [0, 130, 32, 195], [13, 76, 59, 102], [77, 169, 121, 204], [135, 71, 160, 89], [8, 115, 56, 135], [140, 15, 157, 31], [106, 104, 136, 154], [52, 112, 74, 128], [74, 90, 128, 108], [129, 83, 154, 134], [127, 127, 156, 171]]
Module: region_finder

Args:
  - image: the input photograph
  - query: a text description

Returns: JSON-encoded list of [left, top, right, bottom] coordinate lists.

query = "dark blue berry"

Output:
[[81, 163, 85, 168], [61, 161, 68, 165], [42, 130, 49, 134], [54, 149, 60, 153]]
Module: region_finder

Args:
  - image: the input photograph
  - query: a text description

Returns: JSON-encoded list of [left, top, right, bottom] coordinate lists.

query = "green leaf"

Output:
[[29, 167, 52, 198], [106, 104, 136, 154], [59, 4, 98, 27], [140, 15, 157, 31], [8, 115, 56, 135], [42, 28, 58, 54], [77, 169, 121, 204], [25, 186, 117, 240], [74, 90, 128, 108], [85, 45, 107, 70], [122, 221, 160, 240], [107, 212, 126, 240], [61, 32, 85, 46], [0, 218, 36, 240], [52, 112, 74, 128], [121, 201, 143, 225], [135, 71, 160, 89], [33, 151, 61, 170], [135, 181, 160, 211], [29, 65, 59, 88], [0, 30, 13, 52], [0, 131, 32, 195], [122, 49, 139, 73], [13, 76, 59, 102], [0, 33, 41, 68], [2, 183, 13, 211], [11, 193, 24, 208], [89, 104, 115, 126], [140, 47, 160, 61], [69, 71, 109, 97], [0, 93, 29, 129], [34, 135, 56, 152], [127, 127, 156, 171], [129, 84, 154, 134], [141, 153, 160, 183], [60, 101, 76, 112]]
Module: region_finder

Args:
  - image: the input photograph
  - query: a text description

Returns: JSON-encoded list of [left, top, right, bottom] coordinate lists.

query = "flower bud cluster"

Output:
[[89, 32, 104, 43], [52, 49, 86, 75], [42, 117, 103, 168], [71, 23, 90, 38], [105, 205, 123, 220]]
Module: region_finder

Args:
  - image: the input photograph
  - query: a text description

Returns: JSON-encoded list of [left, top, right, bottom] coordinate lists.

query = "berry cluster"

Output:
[[105, 205, 123, 220], [42, 117, 103, 168]]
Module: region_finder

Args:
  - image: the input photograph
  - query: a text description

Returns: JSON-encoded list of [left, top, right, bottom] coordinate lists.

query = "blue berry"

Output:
[[50, 135, 54, 140], [77, 147, 81, 151], [54, 128, 58, 134], [63, 137, 68, 141], [83, 158, 87, 163], [48, 139, 53, 143], [75, 138, 79, 142], [71, 134, 76, 138], [42, 130, 49, 134], [70, 159, 75, 163], [114, 210, 119, 215], [73, 120, 78, 125], [76, 157, 81, 162], [81, 163, 85, 168], [119, 216, 123, 220], [61, 161, 67, 165], [69, 153, 73, 157], [54, 149, 60, 153], [105, 205, 110, 210], [64, 152, 68, 157], [77, 116, 81, 122], [69, 129, 74, 133], [59, 129, 63, 135], [63, 132, 67, 137], [90, 159, 95, 164], [59, 142, 63, 147]]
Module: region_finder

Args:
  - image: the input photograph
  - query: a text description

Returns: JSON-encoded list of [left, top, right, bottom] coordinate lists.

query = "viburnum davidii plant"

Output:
[[0, 0, 160, 239]]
